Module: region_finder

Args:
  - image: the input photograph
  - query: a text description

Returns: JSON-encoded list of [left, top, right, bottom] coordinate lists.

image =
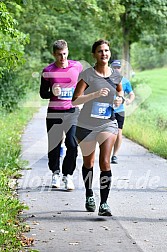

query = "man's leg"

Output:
[[46, 115, 63, 188], [46, 117, 63, 173], [111, 112, 124, 164], [61, 125, 78, 190], [62, 125, 78, 176], [112, 128, 122, 156]]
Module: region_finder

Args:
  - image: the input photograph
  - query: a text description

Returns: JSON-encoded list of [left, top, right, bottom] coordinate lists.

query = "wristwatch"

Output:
[[118, 96, 125, 104]]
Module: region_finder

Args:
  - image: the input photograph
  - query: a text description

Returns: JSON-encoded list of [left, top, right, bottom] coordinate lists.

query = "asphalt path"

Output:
[[18, 106, 167, 252]]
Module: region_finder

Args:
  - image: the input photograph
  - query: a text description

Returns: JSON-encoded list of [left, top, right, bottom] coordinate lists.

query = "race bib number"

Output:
[[58, 87, 74, 100], [91, 102, 112, 119]]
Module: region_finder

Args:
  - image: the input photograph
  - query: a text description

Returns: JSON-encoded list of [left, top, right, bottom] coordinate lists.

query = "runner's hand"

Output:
[[94, 88, 110, 98], [114, 96, 122, 107], [52, 85, 61, 96]]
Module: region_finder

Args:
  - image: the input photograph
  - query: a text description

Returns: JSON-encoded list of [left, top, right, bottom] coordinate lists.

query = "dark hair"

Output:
[[91, 39, 110, 53], [53, 39, 68, 53]]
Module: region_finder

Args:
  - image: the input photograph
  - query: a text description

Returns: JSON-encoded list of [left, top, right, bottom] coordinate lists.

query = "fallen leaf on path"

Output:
[[24, 225, 30, 232], [32, 221, 39, 225], [21, 235, 34, 247]]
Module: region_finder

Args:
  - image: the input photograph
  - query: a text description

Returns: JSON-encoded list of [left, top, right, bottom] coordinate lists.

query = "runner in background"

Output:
[[40, 39, 83, 190], [111, 60, 135, 164]]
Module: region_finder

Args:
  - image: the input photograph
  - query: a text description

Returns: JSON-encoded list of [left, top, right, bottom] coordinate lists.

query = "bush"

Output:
[[0, 70, 27, 112], [131, 43, 167, 71], [0, 64, 40, 113]]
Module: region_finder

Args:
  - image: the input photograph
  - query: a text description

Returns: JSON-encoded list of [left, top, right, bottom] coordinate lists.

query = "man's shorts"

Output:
[[114, 112, 125, 129]]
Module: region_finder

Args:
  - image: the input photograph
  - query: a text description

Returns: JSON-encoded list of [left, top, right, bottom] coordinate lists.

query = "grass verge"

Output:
[[0, 93, 39, 251], [123, 67, 167, 159]]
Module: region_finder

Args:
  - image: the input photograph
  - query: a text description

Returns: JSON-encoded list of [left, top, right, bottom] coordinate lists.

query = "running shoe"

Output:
[[98, 203, 112, 216], [63, 174, 75, 190], [85, 196, 96, 212], [111, 155, 118, 164], [51, 173, 61, 188]]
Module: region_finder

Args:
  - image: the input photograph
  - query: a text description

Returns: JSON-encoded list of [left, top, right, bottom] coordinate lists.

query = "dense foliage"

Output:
[[0, 0, 167, 111], [0, 1, 29, 75]]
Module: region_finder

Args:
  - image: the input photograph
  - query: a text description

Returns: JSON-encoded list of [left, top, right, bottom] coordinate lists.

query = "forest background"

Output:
[[1, 0, 167, 156], [1, 0, 167, 112], [0, 0, 167, 250]]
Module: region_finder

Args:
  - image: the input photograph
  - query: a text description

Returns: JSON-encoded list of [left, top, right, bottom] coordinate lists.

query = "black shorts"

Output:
[[75, 120, 118, 142], [76, 126, 92, 142], [114, 112, 125, 129]]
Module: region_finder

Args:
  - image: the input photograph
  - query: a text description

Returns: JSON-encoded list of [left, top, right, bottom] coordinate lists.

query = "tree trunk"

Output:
[[122, 38, 131, 79], [121, 13, 132, 79]]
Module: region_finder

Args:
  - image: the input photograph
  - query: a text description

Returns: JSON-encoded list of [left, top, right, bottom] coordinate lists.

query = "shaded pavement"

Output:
[[18, 106, 167, 252]]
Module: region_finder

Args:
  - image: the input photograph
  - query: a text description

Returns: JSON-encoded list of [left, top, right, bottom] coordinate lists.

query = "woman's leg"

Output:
[[97, 132, 117, 215], [79, 141, 96, 211], [82, 151, 95, 197], [98, 132, 116, 171]]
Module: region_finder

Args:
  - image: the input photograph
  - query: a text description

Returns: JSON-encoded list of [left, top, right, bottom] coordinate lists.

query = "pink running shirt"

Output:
[[42, 60, 82, 110]]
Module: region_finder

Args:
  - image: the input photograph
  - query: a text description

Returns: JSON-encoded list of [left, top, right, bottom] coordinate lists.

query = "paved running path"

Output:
[[18, 106, 167, 252]]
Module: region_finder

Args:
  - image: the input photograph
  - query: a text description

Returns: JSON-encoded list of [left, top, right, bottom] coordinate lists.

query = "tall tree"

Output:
[[119, 0, 167, 76], [95, 0, 167, 76]]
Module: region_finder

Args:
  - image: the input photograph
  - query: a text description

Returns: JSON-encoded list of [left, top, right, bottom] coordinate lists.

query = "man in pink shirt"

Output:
[[40, 40, 82, 190]]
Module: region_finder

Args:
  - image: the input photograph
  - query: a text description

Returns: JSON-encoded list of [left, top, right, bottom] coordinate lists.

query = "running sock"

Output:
[[82, 165, 93, 197], [100, 170, 112, 205]]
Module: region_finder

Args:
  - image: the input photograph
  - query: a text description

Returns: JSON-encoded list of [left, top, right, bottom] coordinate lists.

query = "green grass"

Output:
[[136, 67, 167, 108], [123, 67, 167, 158], [0, 93, 39, 251]]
